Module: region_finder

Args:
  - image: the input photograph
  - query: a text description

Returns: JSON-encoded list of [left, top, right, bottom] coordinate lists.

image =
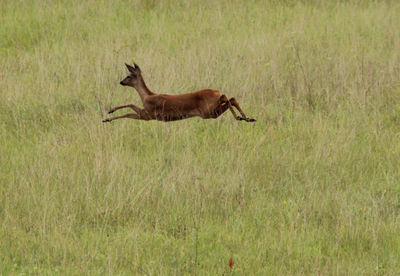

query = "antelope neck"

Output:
[[133, 80, 154, 101]]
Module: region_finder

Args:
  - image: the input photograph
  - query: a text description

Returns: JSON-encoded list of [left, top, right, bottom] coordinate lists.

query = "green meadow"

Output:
[[1, 0, 400, 274]]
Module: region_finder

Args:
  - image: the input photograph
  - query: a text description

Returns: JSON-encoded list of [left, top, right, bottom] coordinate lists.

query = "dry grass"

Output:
[[1, 0, 400, 274]]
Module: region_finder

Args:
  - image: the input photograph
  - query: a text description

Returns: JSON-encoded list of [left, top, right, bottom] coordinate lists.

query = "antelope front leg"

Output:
[[108, 104, 142, 114], [102, 113, 150, 123]]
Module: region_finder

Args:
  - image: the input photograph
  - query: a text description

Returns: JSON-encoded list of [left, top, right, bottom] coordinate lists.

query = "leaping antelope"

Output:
[[102, 63, 256, 123]]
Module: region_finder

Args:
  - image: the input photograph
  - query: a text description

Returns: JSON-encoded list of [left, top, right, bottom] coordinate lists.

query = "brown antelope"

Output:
[[102, 63, 256, 123]]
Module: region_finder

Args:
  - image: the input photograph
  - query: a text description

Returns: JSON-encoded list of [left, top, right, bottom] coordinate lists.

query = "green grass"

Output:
[[1, 0, 400, 274]]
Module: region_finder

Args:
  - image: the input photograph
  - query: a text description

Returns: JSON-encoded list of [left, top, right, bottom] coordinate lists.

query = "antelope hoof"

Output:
[[102, 118, 111, 123], [240, 117, 256, 122], [108, 109, 115, 114]]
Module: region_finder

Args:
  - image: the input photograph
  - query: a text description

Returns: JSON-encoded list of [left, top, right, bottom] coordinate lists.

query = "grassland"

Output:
[[1, 0, 400, 274]]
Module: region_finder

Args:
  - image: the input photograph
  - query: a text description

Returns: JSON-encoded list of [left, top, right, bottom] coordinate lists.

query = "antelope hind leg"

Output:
[[230, 97, 256, 122], [219, 94, 241, 120]]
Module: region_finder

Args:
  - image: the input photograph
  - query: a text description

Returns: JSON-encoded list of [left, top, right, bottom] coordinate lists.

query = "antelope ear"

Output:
[[134, 63, 141, 72], [125, 63, 135, 73]]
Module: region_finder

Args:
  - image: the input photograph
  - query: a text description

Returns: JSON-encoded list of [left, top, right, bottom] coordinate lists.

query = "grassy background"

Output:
[[1, 0, 400, 274]]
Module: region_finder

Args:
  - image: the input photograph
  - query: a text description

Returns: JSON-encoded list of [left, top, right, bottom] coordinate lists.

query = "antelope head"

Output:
[[120, 63, 142, 87]]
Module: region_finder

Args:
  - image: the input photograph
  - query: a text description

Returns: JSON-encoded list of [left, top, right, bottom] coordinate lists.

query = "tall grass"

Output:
[[1, 0, 400, 274]]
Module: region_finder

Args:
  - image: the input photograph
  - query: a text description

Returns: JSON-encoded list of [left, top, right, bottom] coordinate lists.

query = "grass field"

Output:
[[1, 0, 400, 274]]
